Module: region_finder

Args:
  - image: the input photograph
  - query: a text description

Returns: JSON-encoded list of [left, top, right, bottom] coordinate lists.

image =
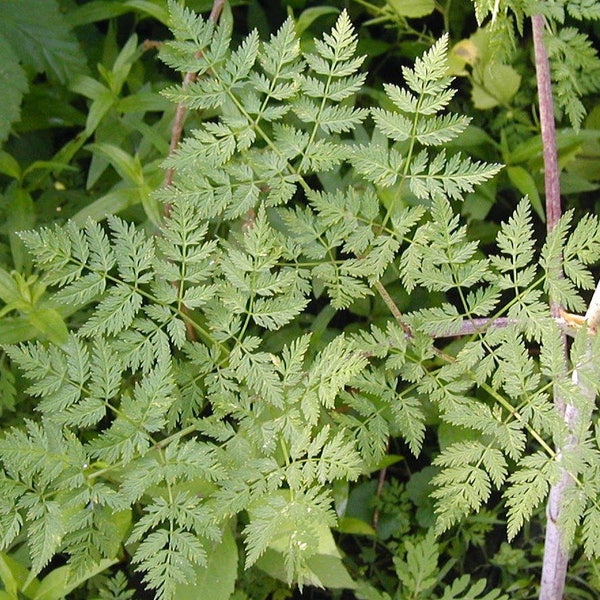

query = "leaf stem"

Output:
[[373, 280, 412, 339]]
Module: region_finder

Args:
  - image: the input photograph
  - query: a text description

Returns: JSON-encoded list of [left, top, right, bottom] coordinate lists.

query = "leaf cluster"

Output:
[[2, 3, 600, 599]]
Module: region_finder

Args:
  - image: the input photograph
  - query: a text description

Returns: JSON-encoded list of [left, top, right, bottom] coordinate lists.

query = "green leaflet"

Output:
[[351, 35, 502, 204], [357, 529, 508, 599]]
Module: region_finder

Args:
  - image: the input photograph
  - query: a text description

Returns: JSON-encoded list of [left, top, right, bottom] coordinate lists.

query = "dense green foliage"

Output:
[[1, 1, 600, 599]]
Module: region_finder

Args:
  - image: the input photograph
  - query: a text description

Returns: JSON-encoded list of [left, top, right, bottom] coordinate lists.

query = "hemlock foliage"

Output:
[[1, 2, 600, 599]]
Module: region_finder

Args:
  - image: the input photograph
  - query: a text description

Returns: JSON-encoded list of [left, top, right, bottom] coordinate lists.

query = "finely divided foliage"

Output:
[[3, 3, 600, 598]]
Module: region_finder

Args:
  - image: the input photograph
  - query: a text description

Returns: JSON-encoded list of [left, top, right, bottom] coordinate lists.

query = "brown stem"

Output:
[[208, 0, 226, 22], [447, 317, 517, 337], [535, 12, 568, 405], [532, 13, 575, 600], [163, 0, 227, 212], [437, 316, 579, 339], [372, 464, 388, 531], [532, 15, 561, 240], [163, 69, 199, 203], [373, 280, 412, 339], [143, 40, 163, 51]]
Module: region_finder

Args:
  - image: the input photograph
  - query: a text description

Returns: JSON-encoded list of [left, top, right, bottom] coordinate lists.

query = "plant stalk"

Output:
[[163, 0, 227, 201], [532, 13, 574, 600], [532, 15, 561, 239]]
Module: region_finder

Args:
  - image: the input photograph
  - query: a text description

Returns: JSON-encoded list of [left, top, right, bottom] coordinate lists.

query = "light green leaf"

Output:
[[26, 309, 69, 346], [117, 92, 171, 113], [86, 144, 145, 186], [336, 517, 376, 536], [6, 185, 35, 272], [174, 526, 237, 600], [0, 152, 22, 180], [25, 501, 65, 582], [505, 452, 559, 540], [0, 317, 38, 345], [67, 0, 169, 26], [69, 75, 109, 100], [253, 498, 355, 589], [386, 0, 435, 18], [72, 188, 140, 224], [0, 552, 32, 598], [472, 64, 521, 109], [506, 166, 544, 222], [83, 88, 115, 137], [123, 0, 170, 23], [0, 269, 21, 306], [295, 7, 340, 36], [33, 559, 117, 600]]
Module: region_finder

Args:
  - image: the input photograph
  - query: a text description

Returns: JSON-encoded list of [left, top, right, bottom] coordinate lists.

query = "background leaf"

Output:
[[0, 37, 28, 145], [0, 0, 87, 84], [173, 526, 238, 600]]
